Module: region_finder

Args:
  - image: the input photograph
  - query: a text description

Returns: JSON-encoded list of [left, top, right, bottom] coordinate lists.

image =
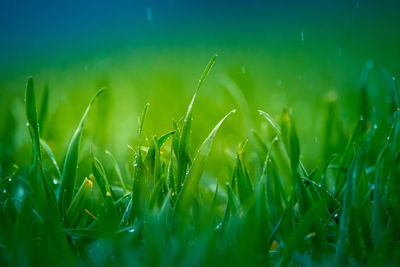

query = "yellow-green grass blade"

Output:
[[65, 178, 93, 228]]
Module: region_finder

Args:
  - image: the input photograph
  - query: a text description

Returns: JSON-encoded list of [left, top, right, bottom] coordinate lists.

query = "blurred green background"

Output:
[[1, 0, 400, 181]]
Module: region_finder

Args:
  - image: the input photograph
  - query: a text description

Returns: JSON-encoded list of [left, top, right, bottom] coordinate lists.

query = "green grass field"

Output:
[[1, 53, 400, 266]]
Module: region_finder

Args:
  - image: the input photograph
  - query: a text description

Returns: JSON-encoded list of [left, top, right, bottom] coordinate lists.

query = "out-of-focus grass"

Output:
[[1, 54, 400, 266]]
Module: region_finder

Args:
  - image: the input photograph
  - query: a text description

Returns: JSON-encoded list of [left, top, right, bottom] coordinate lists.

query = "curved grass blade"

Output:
[[40, 139, 62, 179], [157, 131, 176, 149], [174, 109, 235, 226], [335, 125, 375, 264], [25, 77, 41, 165], [132, 149, 147, 220], [25, 77, 57, 211], [258, 110, 281, 135], [59, 89, 104, 219], [177, 53, 218, 189], [138, 103, 149, 142], [334, 117, 368, 198], [105, 150, 127, 193], [234, 142, 254, 205], [66, 178, 93, 228], [90, 152, 110, 198], [119, 196, 133, 228], [38, 84, 49, 135]]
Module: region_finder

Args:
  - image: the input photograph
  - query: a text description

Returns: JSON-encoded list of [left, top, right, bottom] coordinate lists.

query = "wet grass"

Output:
[[1, 55, 400, 266]]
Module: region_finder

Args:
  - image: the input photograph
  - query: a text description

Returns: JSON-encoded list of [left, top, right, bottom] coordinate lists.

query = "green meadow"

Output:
[[1, 50, 400, 266]]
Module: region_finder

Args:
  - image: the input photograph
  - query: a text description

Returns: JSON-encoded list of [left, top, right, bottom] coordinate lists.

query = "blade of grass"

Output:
[[25, 77, 57, 212], [174, 109, 235, 227], [157, 131, 176, 149], [38, 84, 49, 135], [40, 139, 62, 179], [59, 89, 104, 220], [66, 178, 93, 228], [105, 150, 127, 193], [177, 53, 217, 190]]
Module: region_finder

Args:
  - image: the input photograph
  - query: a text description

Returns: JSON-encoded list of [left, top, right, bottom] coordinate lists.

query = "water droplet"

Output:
[[365, 60, 374, 70], [2, 189, 6, 194], [128, 228, 135, 233], [8, 178, 12, 182], [26, 122, 29, 127], [300, 31, 304, 41], [215, 223, 223, 231], [370, 184, 375, 190], [53, 178, 58, 184], [146, 8, 152, 22]]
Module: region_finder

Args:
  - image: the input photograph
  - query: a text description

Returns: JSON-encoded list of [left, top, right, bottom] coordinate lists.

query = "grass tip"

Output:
[[84, 177, 93, 188]]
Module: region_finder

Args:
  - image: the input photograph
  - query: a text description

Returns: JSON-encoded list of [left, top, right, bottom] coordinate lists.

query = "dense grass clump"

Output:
[[1, 55, 400, 266]]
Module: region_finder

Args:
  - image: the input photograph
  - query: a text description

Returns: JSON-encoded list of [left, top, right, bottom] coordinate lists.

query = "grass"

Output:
[[1, 54, 400, 266]]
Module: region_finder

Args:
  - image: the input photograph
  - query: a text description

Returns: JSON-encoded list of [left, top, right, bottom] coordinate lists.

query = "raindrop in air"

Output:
[[300, 32, 304, 42], [146, 8, 152, 22], [365, 60, 374, 70]]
